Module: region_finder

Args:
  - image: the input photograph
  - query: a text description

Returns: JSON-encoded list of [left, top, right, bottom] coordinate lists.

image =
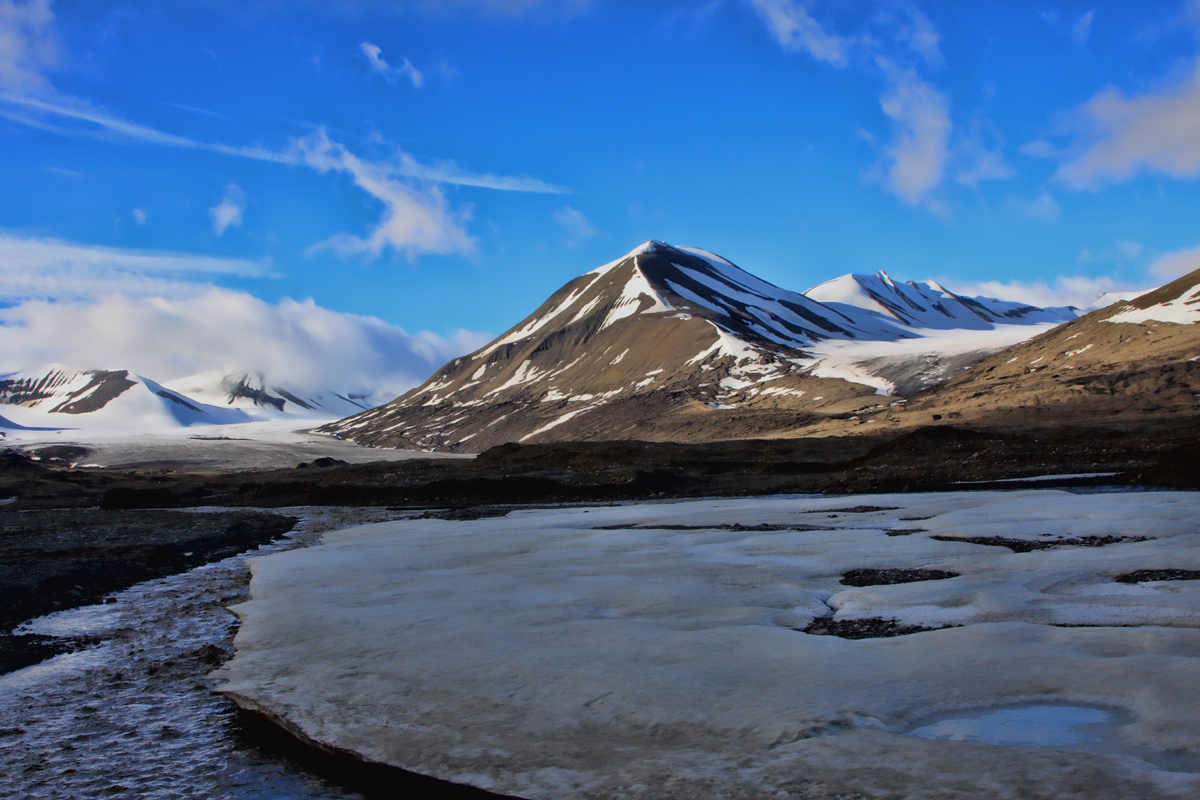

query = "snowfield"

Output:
[[216, 490, 1200, 800]]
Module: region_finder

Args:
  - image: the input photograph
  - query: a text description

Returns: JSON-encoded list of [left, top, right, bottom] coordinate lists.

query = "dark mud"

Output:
[[929, 534, 1151, 553], [1115, 569, 1200, 584], [800, 617, 957, 639], [800, 505, 901, 514], [840, 568, 959, 587], [592, 522, 823, 532]]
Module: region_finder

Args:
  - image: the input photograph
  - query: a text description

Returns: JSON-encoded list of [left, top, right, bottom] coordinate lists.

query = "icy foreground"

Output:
[[216, 491, 1200, 799]]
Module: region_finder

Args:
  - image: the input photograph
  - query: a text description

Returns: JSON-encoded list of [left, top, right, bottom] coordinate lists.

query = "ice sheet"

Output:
[[217, 491, 1200, 799]]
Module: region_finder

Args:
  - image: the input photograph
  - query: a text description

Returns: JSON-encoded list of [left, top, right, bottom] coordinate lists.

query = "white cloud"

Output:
[[1072, 9, 1094, 45], [0, 233, 271, 301], [360, 41, 424, 88], [1006, 190, 1061, 221], [745, 0, 850, 66], [875, 58, 952, 204], [551, 205, 598, 240], [0, 289, 492, 398], [132, 208, 147, 225], [1147, 242, 1200, 278], [1056, 61, 1200, 187], [210, 183, 246, 237], [943, 274, 1153, 309], [292, 128, 476, 259], [0, 0, 58, 93]]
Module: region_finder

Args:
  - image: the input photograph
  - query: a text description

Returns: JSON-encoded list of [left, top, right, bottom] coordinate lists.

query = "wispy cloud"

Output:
[[0, 88, 566, 259], [0, 233, 271, 302], [0, 91, 570, 193], [746, 0, 850, 66], [1018, 139, 1064, 159], [132, 208, 147, 225], [0, 3, 564, 262], [0, 289, 492, 398], [894, 3, 942, 66], [747, 1, 958, 207], [1006, 190, 1061, 221], [1072, 9, 1095, 45], [399, 0, 595, 19], [551, 205, 599, 242], [1055, 61, 1200, 187], [160, 101, 225, 118], [293, 129, 477, 259], [360, 41, 424, 88], [210, 184, 246, 237], [0, 0, 59, 93]]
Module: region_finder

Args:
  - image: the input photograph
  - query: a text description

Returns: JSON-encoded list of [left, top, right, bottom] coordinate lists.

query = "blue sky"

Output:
[[3, 0, 1200, 393]]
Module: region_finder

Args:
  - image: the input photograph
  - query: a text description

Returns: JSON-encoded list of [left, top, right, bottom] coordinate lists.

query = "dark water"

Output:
[[0, 507, 415, 800]]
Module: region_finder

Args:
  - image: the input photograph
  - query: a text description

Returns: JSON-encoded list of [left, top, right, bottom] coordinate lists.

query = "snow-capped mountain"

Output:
[[881, 266, 1200, 433], [323, 241, 1078, 452], [0, 365, 381, 436], [803, 271, 1073, 332], [0, 365, 251, 430], [162, 371, 375, 418]]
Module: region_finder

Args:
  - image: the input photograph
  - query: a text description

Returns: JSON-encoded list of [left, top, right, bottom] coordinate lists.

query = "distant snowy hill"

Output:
[[0, 365, 251, 431], [803, 271, 1073, 333], [323, 240, 1079, 452], [0, 365, 380, 436], [163, 371, 375, 418]]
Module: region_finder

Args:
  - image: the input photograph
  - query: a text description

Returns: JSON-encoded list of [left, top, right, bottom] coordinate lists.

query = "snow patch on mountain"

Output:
[[1105, 279, 1200, 325]]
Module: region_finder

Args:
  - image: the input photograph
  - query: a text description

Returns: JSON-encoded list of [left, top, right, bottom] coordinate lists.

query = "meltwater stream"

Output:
[[0, 507, 415, 800]]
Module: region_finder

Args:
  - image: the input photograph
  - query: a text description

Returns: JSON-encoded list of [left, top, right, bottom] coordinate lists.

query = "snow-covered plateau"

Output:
[[216, 490, 1200, 800]]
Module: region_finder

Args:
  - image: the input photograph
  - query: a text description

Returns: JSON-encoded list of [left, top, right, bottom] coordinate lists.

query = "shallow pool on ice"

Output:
[[908, 704, 1118, 748], [908, 704, 1200, 775]]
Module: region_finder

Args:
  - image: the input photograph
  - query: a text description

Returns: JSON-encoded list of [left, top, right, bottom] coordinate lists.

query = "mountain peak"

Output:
[[322, 242, 1077, 452]]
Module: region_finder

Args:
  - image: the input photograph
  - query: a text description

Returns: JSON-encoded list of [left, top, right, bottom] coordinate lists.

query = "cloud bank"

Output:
[[943, 274, 1152, 310], [0, 289, 491, 398]]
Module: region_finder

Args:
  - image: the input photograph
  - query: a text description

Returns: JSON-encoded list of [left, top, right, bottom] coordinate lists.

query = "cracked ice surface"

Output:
[[216, 491, 1200, 799]]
